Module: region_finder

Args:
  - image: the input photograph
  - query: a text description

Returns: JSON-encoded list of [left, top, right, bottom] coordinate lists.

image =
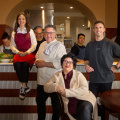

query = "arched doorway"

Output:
[[6, 0, 96, 49], [6, 0, 96, 26]]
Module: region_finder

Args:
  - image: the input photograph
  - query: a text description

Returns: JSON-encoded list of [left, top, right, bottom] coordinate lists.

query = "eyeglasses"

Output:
[[63, 60, 73, 65], [44, 32, 55, 35]]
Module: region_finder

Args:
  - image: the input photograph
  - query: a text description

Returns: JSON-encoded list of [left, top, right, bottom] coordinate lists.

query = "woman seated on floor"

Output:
[[44, 53, 97, 120]]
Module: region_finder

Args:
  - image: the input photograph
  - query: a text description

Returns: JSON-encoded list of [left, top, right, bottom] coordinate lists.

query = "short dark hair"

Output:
[[78, 33, 85, 39], [94, 21, 105, 27], [1, 32, 10, 40], [33, 26, 42, 31], [61, 53, 77, 69], [44, 25, 56, 32]]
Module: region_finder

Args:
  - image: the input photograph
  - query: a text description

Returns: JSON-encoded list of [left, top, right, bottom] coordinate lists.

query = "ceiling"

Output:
[[30, 3, 82, 13], [28, 3, 88, 27]]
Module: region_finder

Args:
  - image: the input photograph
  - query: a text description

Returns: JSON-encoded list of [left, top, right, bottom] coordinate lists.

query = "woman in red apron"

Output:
[[11, 12, 37, 100]]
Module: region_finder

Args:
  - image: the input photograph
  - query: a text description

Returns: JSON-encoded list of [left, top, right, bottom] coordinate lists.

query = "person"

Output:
[[85, 20, 120, 97], [84, 21, 120, 119], [11, 12, 37, 100], [35, 24, 66, 120], [44, 53, 97, 120], [71, 33, 85, 61], [0, 32, 13, 55], [33, 26, 45, 54]]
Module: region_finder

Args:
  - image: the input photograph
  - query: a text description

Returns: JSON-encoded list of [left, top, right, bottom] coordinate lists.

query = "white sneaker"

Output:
[[19, 86, 30, 100]]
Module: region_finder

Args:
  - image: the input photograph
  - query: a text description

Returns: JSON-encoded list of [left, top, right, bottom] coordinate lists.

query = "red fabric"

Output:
[[15, 33, 31, 52], [62, 70, 73, 89], [13, 32, 35, 68], [13, 53, 35, 68]]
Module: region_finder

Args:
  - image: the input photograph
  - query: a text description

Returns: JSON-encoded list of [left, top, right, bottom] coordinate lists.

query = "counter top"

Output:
[[0, 62, 120, 73], [0, 63, 13, 65], [0, 63, 37, 72]]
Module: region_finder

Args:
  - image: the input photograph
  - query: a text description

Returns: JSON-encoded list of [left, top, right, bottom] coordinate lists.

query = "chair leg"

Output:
[[118, 114, 120, 120], [105, 109, 109, 120]]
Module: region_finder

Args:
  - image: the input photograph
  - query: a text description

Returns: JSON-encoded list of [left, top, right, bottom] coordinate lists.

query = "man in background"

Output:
[[34, 26, 45, 53], [71, 33, 85, 62]]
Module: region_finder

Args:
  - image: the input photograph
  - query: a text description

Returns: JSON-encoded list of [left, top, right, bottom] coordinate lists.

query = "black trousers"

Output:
[[36, 85, 61, 120], [89, 82, 112, 97], [14, 62, 30, 83], [89, 82, 112, 120], [72, 100, 93, 120]]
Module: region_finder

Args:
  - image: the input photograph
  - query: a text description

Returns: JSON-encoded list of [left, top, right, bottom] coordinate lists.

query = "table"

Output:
[[100, 89, 120, 120]]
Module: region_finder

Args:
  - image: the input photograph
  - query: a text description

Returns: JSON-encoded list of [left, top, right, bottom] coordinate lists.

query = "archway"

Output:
[[6, 0, 96, 27], [6, 0, 97, 46]]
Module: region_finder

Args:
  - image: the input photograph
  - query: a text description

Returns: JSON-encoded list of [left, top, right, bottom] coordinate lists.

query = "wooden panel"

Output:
[[0, 72, 37, 81], [0, 72, 120, 81], [106, 28, 117, 39], [83, 72, 120, 81], [0, 89, 36, 97], [0, 105, 52, 113]]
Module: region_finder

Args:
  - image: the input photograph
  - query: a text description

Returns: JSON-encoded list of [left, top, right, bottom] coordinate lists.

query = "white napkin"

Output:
[[44, 40, 61, 55]]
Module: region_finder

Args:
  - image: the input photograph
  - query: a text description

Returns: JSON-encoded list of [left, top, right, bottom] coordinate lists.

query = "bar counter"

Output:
[[0, 63, 120, 120]]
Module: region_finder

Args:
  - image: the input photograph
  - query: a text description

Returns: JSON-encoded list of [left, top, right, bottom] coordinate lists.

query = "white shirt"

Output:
[[11, 27, 37, 54], [36, 39, 66, 85]]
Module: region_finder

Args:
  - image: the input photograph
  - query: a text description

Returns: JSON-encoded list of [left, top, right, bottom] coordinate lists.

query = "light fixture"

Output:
[[40, 6, 44, 9], [82, 24, 85, 27], [67, 16, 70, 19], [70, 6, 74, 9]]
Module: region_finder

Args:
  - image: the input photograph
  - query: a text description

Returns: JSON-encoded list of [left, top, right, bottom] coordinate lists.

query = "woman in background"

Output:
[[11, 12, 37, 100], [0, 32, 13, 55]]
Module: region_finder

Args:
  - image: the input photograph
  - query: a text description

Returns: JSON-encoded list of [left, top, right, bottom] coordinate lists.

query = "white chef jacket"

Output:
[[36, 39, 66, 85]]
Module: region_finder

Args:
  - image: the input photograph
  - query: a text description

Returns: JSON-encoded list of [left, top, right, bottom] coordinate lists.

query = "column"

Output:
[[115, 0, 120, 45], [42, 9, 45, 29], [65, 19, 70, 37]]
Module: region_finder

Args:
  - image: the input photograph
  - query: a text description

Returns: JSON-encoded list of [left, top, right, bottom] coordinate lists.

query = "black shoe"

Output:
[[19, 86, 31, 100]]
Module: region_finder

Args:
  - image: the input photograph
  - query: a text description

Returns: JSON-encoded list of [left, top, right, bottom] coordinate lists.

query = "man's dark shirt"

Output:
[[71, 44, 85, 60], [34, 38, 45, 54], [85, 38, 120, 83]]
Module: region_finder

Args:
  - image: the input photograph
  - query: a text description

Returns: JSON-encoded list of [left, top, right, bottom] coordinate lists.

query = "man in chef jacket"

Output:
[[35, 24, 66, 120]]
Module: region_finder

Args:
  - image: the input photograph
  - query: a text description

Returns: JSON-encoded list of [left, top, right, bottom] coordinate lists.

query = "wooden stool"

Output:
[[100, 89, 120, 120]]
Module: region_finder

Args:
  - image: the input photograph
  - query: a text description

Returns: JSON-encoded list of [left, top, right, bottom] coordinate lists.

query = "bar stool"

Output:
[[100, 89, 120, 120]]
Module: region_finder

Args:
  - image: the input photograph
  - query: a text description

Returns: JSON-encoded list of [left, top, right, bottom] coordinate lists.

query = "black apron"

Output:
[[3, 46, 13, 55]]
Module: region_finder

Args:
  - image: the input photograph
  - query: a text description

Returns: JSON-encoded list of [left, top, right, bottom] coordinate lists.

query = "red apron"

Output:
[[13, 32, 35, 68]]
